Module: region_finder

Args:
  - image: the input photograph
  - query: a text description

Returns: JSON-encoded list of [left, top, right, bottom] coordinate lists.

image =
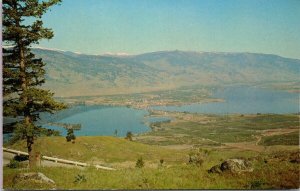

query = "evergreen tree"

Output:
[[125, 131, 133, 141], [3, 0, 65, 168], [66, 129, 76, 143]]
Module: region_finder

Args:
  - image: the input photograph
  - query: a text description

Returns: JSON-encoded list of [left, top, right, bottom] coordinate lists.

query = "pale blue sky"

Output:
[[38, 0, 300, 59]]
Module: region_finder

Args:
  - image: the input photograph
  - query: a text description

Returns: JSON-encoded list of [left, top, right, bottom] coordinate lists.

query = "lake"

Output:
[[152, 86, 299, 114], [3, 106, 172, 142], [43, 107, 150, 137], [44, 86, 298, 137], [4, 85, 299, 141]]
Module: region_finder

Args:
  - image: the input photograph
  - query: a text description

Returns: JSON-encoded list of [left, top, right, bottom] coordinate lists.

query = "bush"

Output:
[[249, 180, 265, 189], [7, 154, 30, 168], [74, 174, 87, 183], [125, 131, 133, 141], [66, 129, 76, 142], [159, 159, 164, 166], [136, 157, 144, 168], [7, 159, 20, 168], [14, 154, 29, 162], [188, 148, 210, 167]]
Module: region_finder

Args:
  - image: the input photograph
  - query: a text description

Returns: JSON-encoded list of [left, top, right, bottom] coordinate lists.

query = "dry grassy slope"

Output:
[[33, 49, 300, 97], [7, 136, 188, 166], [4, 136, 300, 189]]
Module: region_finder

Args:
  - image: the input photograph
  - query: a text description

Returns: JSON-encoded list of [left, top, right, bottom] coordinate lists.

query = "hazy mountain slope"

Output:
[[135, 51, 299, 83], [33, 48, 300, 97]]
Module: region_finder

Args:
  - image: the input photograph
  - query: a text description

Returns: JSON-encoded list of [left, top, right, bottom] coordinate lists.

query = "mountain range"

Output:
[[32, 48, 300, 97]]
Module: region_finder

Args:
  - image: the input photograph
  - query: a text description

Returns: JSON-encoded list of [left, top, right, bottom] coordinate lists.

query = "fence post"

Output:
[[36, 152, 41, 167]]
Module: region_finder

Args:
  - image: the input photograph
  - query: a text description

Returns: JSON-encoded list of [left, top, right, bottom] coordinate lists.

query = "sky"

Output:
[[37, 0, 300, 59]]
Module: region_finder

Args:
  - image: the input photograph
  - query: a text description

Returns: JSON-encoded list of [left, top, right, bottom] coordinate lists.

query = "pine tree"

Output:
[[66, 129, 76, 143], [125, 131, 133, 141], [3, 0, 65, 168]]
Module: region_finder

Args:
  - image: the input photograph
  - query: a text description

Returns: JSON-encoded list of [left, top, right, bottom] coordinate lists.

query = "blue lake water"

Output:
[[152, 86, 299, 114], [4, 85, 299, 141], [43, 107, 150, 137]]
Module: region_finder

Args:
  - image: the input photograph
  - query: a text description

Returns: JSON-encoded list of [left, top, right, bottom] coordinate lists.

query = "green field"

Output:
[[259, 131, 299, 146], [136, 112, 299, 147]]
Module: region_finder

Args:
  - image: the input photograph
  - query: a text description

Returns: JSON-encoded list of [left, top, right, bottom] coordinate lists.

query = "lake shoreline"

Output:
[[4, 85, 299, 141]]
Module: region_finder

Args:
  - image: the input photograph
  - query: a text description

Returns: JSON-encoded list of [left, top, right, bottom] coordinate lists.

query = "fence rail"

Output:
[[3, 148, 28, 156], [3, 147, 116, 170]]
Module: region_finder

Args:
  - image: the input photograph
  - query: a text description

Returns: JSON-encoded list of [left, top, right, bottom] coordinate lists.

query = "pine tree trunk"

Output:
[[19, 43, 36, 168], [27, 133, 37, 168]]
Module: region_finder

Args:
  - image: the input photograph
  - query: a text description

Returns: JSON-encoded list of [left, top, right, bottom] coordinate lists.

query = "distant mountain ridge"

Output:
[[32, 48, 300, 97]]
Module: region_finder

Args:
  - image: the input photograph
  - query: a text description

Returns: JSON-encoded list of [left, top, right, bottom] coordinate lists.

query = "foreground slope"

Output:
[[5, 136, 187, 167], [4, 135, 299, 189]]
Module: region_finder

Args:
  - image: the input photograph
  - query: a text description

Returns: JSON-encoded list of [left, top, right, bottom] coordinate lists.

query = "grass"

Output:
[[3, 149, 299, 189], [2, 165, 236, 189], [5, 136, 188, 166], [5, 135, 258, 168], [259, 131, 299, 146]]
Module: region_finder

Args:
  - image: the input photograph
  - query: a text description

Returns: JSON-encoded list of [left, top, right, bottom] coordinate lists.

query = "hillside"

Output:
[[33, 48, 300, 97], [6, 136, 187, 167], [4, 135, 299, 189]]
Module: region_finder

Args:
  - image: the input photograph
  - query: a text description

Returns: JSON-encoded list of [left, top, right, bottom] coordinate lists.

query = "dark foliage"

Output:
[[3, 0, 65, 168]]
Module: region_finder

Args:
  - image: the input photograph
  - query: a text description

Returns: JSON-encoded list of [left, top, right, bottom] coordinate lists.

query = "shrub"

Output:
[[14, 154, 29, 162], [7, 159, 20, 168], [189, 154, 204, 166], [74, 174, 87, 183], [249, 180, 265, 189], [188, 148, 210, 167], [125, 131, 133, 141], [159, 159, 164, 166], [136, 157, 144, 168], [66, 129, 76, 142], [8, 154, 30, 168]]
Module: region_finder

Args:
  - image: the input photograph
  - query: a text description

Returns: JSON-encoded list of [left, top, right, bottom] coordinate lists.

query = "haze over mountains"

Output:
[[33, 48, 300, 97]]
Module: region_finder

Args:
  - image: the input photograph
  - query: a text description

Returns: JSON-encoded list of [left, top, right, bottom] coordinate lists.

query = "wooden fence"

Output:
[[3, 147, 116, 170]]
